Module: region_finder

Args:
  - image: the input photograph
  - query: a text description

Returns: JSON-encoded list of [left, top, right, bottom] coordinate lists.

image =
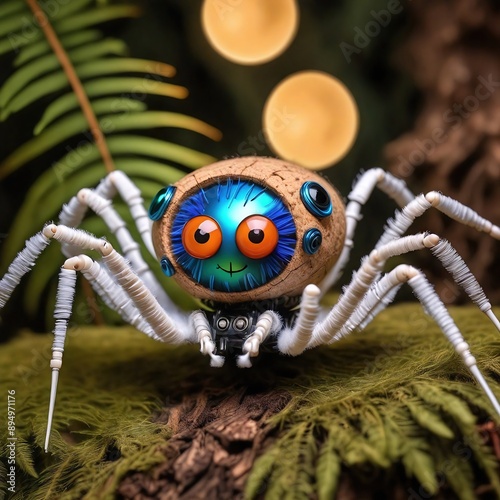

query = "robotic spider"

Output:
[[1, 156, 500, 452]]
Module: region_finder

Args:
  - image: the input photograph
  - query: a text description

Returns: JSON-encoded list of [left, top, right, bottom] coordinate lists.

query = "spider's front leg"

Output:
[[238, 310, 281, 368], [192, 310, 225, 367], [191, 309, 282, 368], [33, 224, 195, 450]]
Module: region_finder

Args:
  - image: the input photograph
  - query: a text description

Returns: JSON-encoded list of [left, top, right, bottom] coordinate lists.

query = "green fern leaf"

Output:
[[3, 110, 219, 175], [0, 0, 94, 48], [0, 9, 31, 37], [0, 0, 220, 320], [35, 96, 148, 134], [315, 432, 341, 500], [412, 382, 477, 427], [0, 3, 138, 56], [0, 29, 42, 56], [13, 30, 102, 66], [402, 448, 438, 494], [34, 61, 176, 132], [405, 400, 454, 439], [14, 439, 38, 479], [244, 447, 279, 499], [49, 135, 215, 182], [0, 0, 25, 19], [1, 73, 187, 121], [53, 5, 142, 35], [47, 0, 95, 20], [0, 39, 128, 107], [433, 444, 476, 500]]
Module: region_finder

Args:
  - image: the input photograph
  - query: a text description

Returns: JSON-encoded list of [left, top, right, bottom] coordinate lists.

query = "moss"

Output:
[[0, 303, 499, 499]]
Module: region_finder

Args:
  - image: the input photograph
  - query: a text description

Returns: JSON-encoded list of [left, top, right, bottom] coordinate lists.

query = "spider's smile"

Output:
[[216, 263, 248, 276]]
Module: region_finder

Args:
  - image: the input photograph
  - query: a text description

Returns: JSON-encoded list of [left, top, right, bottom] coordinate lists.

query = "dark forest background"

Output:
[[1, 0, 499, 332]]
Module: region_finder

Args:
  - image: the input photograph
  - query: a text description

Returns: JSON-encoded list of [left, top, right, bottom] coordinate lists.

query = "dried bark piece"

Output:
[[117, 387, 290, 499]]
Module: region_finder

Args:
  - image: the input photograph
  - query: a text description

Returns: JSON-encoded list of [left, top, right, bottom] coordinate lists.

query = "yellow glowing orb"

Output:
[[201, 0, 299, 65], [263, 71, 359, 169]]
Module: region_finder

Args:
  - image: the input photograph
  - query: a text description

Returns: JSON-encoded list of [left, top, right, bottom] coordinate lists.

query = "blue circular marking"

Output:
[[160, 256, 175, 277], [170, 179, 297, 293], [303, 228, 322, 254], [149, 185, 176, 221], [300, 181, 332, 218]]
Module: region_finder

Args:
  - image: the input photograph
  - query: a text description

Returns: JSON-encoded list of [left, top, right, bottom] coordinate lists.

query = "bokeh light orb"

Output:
[[201, 0, 299, 65], [263, 71, 359, 169]]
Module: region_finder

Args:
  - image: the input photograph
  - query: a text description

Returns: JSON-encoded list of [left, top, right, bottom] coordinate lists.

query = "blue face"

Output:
[[170, 179, 297, 293]]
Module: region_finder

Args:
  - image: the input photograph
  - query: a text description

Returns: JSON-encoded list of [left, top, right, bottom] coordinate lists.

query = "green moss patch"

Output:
[[0, 303, 499, 499]]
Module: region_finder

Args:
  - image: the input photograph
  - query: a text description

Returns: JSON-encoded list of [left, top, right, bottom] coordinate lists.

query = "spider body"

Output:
[[1, 155, 500, 451], [150, 157, 346, 302]]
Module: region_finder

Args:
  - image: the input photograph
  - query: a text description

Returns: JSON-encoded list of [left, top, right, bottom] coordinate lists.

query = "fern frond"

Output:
[[0, 1, 136, 56], [2, 110, 220, 177], [0, 39, 129, 107], [0, 1, 25, 19], [0, 0, 220, 319], [315, 432, 342, 500], [245, 305, 500, 499], [49, 135, 215, 177], [13, 30, 103, 66]]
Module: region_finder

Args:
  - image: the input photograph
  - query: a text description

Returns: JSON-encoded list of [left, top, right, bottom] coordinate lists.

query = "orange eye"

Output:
[[182, 216, 222, 259], [236, 215, 279, 259]]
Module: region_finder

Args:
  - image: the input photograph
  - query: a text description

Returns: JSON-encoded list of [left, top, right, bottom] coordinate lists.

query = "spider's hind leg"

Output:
[[334, 264, 500, 416]]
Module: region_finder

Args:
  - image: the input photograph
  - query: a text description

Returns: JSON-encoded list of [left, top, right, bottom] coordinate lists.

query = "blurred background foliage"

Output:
[[0, 0, 419, 334]]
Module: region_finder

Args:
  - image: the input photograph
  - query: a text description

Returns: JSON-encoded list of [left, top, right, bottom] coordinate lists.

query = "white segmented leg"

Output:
[[58, 173, 120, 231], [46, 224, 191, 341], [238, 311, 282, 368], [324, 236, 500, 341], [57, 171, 182, 317], [107, 171, 157, 258], [320, 168, 500, 295], [324, 264, 500, 416], [45, 267, 77, 452], [101, 249, 189, 343], [76, 187, 176, 314], [430, 239, 500, 332], [310, 233, 438, 348], [336, 265, 418, 340], [409, 272, 500, 416], [43, 223, 108, 251], [342, 235, 500, 337], [192, 311, 225, 367], [357, 283, 402, 331], [320, 168, 414, 294], [64, 255, 158, 339], [277, 284, 321, 356], [0, 231, 51, 309], [376, 192, 500, 249], [58, 171, 157, 258]]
